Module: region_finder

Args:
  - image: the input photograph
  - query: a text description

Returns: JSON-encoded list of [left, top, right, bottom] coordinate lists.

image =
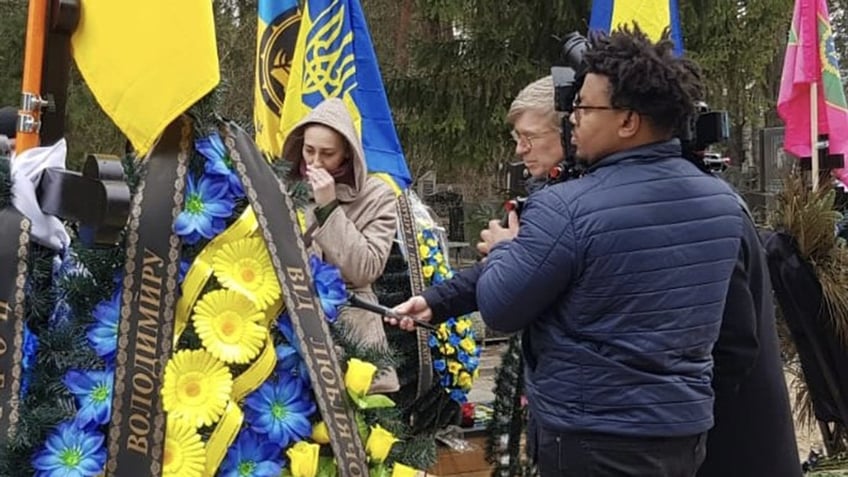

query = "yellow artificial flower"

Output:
[[422, 265, 434, 279], [435, 325, 449, 341], [311, 421, 330, 444], [425, 238, 438, 248], [433, 252, 444, 264], [448, 361, 462, 376], [391, 463, 420, 477], [162, 349, 232, 428], [296, 209, 308, 234], [454, 318, 471, 335], [287, 441, 320, 477], [457, 371, 473, 390], [212, 237, 281, 309], [345, 358, 377, 397], [366, 424, 398, 463], [418, 244, 430, 258], [459, 336, 477, 354], [439, 343, 456, 356], [162, 417, 205, 477], [193, 289, 267, 364]]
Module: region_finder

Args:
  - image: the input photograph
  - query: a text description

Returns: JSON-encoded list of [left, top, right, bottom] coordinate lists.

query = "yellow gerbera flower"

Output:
[[162, 349, 232, 428], [163, 417, 205, 477], [212, 237, 281, 310], [193, 289, 267, 364]]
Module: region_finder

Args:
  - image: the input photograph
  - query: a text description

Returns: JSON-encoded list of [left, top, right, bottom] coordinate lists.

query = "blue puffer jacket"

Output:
[[477, 139, 744, 438]]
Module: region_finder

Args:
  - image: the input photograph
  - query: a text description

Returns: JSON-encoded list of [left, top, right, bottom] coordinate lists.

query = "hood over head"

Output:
[[281, 98, 367, 202]]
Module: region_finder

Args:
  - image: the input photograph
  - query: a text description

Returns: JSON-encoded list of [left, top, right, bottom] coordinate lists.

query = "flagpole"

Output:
[[811, 82, 820, 191], [16, 0, 49, 156]]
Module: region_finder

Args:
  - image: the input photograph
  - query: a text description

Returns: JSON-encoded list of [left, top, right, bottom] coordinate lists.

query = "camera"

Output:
[[552, 32, 730, 169]]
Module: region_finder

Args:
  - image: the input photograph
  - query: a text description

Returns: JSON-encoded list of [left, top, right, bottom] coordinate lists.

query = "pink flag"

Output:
[[777, 0, 848, 183]]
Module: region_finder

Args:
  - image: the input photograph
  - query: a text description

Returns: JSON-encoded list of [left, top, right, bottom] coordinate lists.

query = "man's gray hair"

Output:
[[507, 75, 564, 128]]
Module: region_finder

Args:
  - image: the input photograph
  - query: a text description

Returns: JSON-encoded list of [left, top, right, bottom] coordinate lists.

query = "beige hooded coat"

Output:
[[282, 98, 399, 391]]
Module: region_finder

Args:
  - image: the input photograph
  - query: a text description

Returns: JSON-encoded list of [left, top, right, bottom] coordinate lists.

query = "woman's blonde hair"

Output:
[[506, 75, 564, 128]]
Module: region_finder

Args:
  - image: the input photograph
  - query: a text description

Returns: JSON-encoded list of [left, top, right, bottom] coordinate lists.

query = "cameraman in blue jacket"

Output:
[[473, 26, 745, 476]]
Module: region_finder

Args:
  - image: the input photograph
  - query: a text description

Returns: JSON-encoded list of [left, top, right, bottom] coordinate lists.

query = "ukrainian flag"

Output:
[[254, 0, 301, 157], [279, 0, 411, 190], [589, 0, 684, 55]]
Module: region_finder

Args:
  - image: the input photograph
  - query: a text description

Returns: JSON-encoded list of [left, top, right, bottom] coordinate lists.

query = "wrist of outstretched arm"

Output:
[[313, 199, 340, 225]]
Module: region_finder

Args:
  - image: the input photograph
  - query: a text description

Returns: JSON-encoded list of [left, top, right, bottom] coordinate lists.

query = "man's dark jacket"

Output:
[[696, 207, 800, 476], [475, 139, 744, 437]]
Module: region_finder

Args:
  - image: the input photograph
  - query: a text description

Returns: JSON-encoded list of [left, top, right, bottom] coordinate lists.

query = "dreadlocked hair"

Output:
[[583, 24, 704, 135]]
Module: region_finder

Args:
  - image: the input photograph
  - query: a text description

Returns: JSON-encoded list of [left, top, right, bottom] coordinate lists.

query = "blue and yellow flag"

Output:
[[279, 0, 411, 189], [255, 0, 301, 157], [589, 0, 684, 54]]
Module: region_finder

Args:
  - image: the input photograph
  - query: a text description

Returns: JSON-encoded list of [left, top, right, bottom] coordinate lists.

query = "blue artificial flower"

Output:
[[457, 350, 478, 371], [433, 359, 446, 373], [86, 287, 122, 363], [275, 313, 311, 383], [428, 335, 438, 348], [276, 312, 297, 344], [308, 254, 347, 323], [173, 174, 235, 245], [63, 368, 114, 429], [21, 324, 39, 398], [449, 388, 468, 404], [32, 421, 106, 477], [275, 343, 310, 385], [219, 429, 285, 477], [244, 374, 316, 448], [177, 258, 191, 285], [196, 132, 245, 199], [448, 333, 462, 346]]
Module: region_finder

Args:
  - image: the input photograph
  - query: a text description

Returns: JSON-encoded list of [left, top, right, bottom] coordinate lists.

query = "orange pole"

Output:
[[16, 0, 49, 155]]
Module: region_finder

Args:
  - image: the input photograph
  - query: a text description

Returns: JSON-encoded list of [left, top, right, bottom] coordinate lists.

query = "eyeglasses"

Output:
[[509, 129, 559, 151], [571, 100, 624, 122]]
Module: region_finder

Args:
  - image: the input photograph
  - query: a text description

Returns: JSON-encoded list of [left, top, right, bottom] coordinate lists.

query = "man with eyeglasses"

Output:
[[393, 26, 750, 476], [389, 75, 566, 324]]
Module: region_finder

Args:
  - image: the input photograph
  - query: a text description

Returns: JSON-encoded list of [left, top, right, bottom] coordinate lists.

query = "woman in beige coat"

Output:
[[282, 98, 399, 393]]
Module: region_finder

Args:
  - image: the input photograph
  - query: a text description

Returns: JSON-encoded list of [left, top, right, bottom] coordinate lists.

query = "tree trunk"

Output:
[[394, 0, 413, 70]]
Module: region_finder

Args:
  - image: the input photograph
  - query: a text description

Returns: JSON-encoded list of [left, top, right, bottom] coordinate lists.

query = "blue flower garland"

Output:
[[417, 226, 482, 403]]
